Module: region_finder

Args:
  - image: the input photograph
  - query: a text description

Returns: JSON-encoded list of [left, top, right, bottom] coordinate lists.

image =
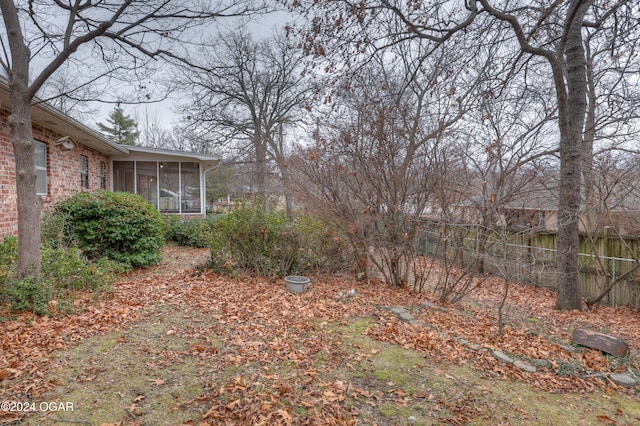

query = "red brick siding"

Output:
[[0, 109, 110, 238]]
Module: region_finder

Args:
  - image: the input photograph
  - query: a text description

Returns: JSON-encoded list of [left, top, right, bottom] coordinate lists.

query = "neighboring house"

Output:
[[0, 81, 218, 239], [425, 180, 640, 237]]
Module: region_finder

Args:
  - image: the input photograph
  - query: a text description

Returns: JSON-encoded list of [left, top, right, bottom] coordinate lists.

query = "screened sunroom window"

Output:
[[181, 162, 200, 213], [159, 162, 180, 212], [112, 160, 202, 214], [137, 162, 158, 208], [113, 161, 134, 192]]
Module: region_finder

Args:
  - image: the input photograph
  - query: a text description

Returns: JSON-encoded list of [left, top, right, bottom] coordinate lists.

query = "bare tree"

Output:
[[0, 0, 270, 280], [582, 11, 640, 219], [293, 0, 637, 310], [174, 29, 311, 213], [289, 41, 486, 288], [456, 67, 558, 273], [134, 107, 175, 148]]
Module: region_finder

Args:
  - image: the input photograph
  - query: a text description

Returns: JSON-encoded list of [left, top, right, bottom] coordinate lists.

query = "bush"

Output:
[[0, 235, 18, 285], [7, 276, 52, 316], [48, 191, 164, 269], [162, 215, 217, 248], [42, 246, 119, 292], [293, 215, 352, 273], [211, 203, 351, 277], [2, 215, 123, 315], [2, 246, 118, 316], [211, 203, 293, 276]]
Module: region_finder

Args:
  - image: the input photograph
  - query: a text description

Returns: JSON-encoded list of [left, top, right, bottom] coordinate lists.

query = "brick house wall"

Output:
[[0, 109, 110, 238]]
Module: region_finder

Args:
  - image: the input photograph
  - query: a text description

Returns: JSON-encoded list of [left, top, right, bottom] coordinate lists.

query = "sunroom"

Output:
[[110, 146, 219, 216]]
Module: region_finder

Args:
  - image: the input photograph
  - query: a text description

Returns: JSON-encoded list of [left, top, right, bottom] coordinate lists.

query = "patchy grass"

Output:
[[2, 246, 639, 425], [33, 306, 215, 425], [22, 309, 639, 426]]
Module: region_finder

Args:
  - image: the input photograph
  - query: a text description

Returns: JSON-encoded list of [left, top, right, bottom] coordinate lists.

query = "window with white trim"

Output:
[[34, 140, 47, 195], [80, 155, 89, 189], [99, 161, 106, 189]]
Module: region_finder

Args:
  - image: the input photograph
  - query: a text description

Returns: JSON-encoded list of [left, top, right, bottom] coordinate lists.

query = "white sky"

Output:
[[92, 10, 297, 133]]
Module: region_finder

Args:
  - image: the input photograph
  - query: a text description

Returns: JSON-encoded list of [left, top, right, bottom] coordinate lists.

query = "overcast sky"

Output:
[[93, 10, 297, 134]]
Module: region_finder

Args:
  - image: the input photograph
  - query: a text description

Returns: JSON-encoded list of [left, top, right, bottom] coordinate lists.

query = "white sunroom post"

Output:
[[200, 162, 205, 215], [178, 162, 182, 215], [133, 161, 137, 194], [156, 161, 160, 212]]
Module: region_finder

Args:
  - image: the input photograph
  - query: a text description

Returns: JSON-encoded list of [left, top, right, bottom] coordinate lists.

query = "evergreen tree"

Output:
[[97, 107, 139, 145]]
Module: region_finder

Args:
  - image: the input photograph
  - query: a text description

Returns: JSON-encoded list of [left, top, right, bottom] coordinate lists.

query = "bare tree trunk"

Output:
[[2, 1, 43, 280], [554, 1, 591, 311], [10, 102, 43, 280], [254, 128, 267, 209], [10, 94, 43, 280], [582, 50, 596, 213]]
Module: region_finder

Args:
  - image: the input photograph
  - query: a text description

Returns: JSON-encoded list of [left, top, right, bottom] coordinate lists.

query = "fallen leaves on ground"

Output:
[[1, 245, 639, 425]]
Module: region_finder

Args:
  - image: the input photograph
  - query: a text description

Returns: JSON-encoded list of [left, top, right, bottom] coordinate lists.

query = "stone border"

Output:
[[381, 304, 638, 389]]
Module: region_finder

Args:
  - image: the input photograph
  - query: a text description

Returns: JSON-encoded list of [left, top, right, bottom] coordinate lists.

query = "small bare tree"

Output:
[[289, 41, 486, 288], [455, 68, 558, 274]]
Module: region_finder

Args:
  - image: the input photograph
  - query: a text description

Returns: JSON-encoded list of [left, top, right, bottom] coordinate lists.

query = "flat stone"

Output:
[[609, 373, 637, 388], [514, 360, 537, 373], [558, 344, 575, 353], [398, 312, 415, 322], [572, 328, 629, 357], [469, 343, 483, 351], [409, 319, 425, 327], [493, 350, 514, 364], [390, 307, 408, 315], [421, 301, 439, 309], [420, 301, 448, 312]]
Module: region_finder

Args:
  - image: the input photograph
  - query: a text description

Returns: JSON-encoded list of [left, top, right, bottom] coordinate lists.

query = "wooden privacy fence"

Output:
[[419, 227, 640, 309]]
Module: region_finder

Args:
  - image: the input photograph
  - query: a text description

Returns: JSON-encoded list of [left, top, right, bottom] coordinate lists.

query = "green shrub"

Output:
[[161, 214, 180, 241], [41, 246, 119, 292], [211, 202, 295, 276], [7, 276, 52, 316], [162, 215, 217, 248], [293, 215, 352, 273], [41, 208, 77, 249], [0, 235, 18, 285], [211, 203, 351, 277], [49, 191, 164, 269], [2, 244, 118, 316]]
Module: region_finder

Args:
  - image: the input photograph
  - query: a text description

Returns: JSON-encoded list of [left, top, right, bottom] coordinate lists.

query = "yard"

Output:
[[1, 245, 639, 425]]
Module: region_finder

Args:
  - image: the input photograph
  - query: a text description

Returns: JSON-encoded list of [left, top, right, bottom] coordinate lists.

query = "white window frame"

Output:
[[80, 155, 89, 189], [99, 161, 106, 189], [34, 140, 48, 195]]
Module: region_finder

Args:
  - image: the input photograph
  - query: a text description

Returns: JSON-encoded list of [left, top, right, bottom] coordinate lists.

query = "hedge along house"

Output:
[[0, 80, 218, 239]]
